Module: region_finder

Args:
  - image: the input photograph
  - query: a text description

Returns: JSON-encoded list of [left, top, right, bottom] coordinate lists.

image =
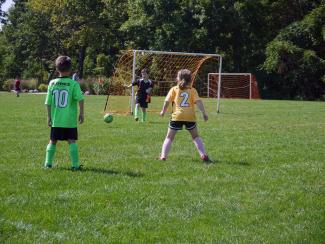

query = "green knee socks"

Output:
[[45, 143, 79, 168], [142, 112, 147, 122], [69, 143, 79, 168], [134, 106, 147, 122], [45, 144, 56, 167], [134, 106, 139, 120]]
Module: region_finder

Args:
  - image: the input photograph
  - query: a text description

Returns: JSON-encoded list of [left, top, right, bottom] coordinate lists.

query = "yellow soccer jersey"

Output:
[[165, 86, 201, 122]]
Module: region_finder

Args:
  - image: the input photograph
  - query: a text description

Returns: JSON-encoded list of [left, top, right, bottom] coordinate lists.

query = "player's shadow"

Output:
[[201, 159, 250, 166], [83, 167, 144, 177], [59, 166, 144, 177]]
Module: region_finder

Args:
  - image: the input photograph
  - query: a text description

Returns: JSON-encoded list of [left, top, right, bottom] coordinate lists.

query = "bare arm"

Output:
[[160, 100, 170, 117], [46, 105, 52, 127], [196, 100, 208, 121], [124, 81, 135, 88], [79, 100, 84, 124]]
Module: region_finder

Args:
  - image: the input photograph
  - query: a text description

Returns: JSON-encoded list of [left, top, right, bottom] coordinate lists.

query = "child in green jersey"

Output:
[[44, 56, 84, 170]]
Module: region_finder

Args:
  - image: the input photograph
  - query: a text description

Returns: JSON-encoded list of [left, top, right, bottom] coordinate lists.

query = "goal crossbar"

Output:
[[135, 49, 221, 58]]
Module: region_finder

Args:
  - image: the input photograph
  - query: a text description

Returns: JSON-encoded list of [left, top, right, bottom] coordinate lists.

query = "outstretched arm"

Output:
[[196, 100, 208, 121], [124, 80, 136, 88], [160, 101, 170, 117]]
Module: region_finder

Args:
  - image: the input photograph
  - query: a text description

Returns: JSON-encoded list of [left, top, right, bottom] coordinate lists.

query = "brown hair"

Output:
[[177, 69, 192, 90], [55, 56, 72, 73], [141, 68, 149, 74]]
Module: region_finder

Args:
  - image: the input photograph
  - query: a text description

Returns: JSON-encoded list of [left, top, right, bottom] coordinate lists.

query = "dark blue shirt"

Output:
[[132, 79, 154, 99]]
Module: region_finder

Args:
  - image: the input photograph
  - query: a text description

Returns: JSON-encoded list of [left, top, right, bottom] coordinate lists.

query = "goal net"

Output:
[[207, 73, 260, 99], [108, 50, 222, 114]]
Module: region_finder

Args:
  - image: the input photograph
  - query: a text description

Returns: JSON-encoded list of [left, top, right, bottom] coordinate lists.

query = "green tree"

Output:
[[29, 0, 126, 79], [0, 0, 56, 83], [263, 3, 325, 99]]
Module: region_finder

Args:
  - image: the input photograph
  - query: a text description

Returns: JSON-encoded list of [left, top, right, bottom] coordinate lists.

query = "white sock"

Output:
[[193, 137, 207, 157], [161, 138, 172, 158]]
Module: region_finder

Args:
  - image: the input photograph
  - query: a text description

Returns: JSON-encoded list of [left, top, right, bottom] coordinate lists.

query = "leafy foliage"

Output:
[[0, 0, 324, 99], [263, 3, 325, 99]]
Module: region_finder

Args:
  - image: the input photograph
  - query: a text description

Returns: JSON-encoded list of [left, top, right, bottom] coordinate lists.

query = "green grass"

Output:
[[0, 92, 324, 243]]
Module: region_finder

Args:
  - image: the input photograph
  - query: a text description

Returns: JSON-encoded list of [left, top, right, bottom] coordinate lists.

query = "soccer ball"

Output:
[[103, 113, 113, 123]]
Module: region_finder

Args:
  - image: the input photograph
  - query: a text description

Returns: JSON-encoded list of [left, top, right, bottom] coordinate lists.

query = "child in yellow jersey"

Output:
[[159, 69, 210, 162]]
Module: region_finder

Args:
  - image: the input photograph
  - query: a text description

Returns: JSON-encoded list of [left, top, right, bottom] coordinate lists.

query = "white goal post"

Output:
[[111, 49, 223, 114], [208, 73, 254, 100]]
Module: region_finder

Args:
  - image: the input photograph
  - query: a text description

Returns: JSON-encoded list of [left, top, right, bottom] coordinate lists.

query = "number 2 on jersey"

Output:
[[53, 89, 69, 108], [180, 92, 189, 107]]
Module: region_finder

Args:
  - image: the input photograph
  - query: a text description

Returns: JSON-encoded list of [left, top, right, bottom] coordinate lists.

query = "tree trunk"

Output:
[[47, 68, 56, 84], [77, 45, 87, 79]]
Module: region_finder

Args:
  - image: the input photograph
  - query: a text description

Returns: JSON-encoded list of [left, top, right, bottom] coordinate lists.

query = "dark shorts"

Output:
[[136, 96, 148, 108], [50, 127, 78, 141], [169, 121, 197, 131]]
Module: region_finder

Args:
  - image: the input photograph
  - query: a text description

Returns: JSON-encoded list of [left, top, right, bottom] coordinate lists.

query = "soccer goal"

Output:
[[207, 73, 260, 100], [110, 50, 222, 114]]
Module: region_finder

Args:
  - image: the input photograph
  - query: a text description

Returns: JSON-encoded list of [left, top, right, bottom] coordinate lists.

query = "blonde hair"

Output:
[[177, 69, 192, 90]]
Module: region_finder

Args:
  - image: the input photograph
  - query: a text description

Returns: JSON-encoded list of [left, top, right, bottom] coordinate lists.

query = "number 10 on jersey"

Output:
[[53, 89, 69, 108]]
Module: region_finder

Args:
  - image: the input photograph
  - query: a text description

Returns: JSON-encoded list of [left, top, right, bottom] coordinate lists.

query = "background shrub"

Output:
[[38, 84, 48, 92], [2, 79, 14, 91]]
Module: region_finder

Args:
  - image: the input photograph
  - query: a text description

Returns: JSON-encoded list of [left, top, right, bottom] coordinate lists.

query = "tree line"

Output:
[[0, 0, 324, 99]]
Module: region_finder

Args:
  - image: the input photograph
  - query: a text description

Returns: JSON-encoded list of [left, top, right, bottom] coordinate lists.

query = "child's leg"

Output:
[[134, 103, 140, 121], [160, 128, 177, 159], [45, 140, 57, 167], [141, 107, 147, 122], [189, 127, 207, 157], [68, 140, 80, 168]]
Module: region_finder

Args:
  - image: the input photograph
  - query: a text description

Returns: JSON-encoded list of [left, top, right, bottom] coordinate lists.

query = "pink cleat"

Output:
[[200, 155, 211, 162]]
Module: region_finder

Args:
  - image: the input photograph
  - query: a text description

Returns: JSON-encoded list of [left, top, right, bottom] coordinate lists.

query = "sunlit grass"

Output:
[[0, 92, 324, 242]]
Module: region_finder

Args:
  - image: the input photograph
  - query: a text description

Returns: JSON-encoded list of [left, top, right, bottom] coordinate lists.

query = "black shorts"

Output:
[[136, 97, 148, 108], [50, 127, 78, 141], [169, 121, 197, 131]]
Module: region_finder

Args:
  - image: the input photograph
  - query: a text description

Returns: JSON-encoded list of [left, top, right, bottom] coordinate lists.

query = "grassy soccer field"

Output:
[[0, 92, 324, 243]]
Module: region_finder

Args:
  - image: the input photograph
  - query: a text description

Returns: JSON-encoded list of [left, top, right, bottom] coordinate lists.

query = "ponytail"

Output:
[[177, 69, 192, 90], [178, 79, 187, 90]]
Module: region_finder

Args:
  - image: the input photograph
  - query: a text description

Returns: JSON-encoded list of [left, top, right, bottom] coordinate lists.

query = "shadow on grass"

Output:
[[202, 159, 250, 166], [57, 166, 144, 177], [221, 160, 250, 166]]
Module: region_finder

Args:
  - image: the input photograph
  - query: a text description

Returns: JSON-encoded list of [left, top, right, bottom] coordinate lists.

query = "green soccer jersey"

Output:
[[45, 77, 84, 128]]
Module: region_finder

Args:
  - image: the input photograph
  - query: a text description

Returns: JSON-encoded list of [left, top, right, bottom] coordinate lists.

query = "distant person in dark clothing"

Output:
[[15, 76, 21, 97], [72, 72, 79, 81], [125, 68, 154, 122]]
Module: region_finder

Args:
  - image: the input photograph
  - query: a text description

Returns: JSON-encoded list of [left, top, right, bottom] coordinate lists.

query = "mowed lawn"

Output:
[[0, 92, 324, 243]]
